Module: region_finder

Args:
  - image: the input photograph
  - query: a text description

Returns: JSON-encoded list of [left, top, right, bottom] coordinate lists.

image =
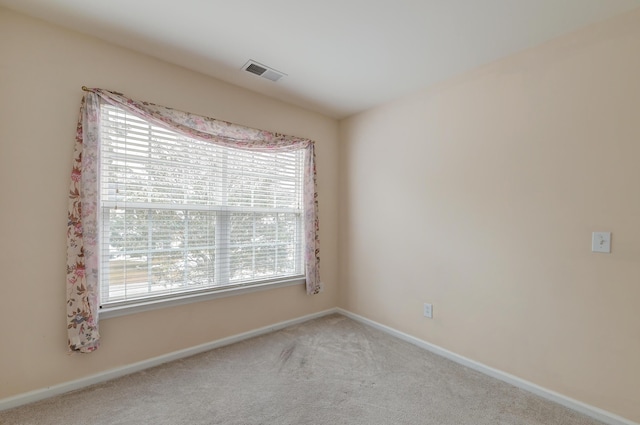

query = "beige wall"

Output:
[[3, 3, 640, 423], [0, 8, 338, 399], [339, 8, 640, 423]]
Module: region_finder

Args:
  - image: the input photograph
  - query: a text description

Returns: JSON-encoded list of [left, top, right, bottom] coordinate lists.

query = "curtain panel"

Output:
[[67, 88, 322, 353]]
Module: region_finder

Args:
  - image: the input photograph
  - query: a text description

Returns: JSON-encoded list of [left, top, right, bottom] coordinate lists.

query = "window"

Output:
[[99, 104, 304, 308], [67, 88, 320, 352]]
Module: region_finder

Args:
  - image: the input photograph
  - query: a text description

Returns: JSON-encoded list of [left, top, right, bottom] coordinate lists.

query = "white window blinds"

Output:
[[99, 104, 304, 307]]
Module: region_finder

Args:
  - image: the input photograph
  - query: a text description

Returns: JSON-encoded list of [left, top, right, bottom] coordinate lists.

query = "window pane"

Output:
[[230, 212, 253, 245], [151, 210, 184, 250], [186, 211, 216, 248], [185, 249, 216, 286]]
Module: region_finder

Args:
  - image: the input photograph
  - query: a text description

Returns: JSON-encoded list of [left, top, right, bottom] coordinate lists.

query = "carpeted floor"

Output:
[[0, 314, 605, 425]]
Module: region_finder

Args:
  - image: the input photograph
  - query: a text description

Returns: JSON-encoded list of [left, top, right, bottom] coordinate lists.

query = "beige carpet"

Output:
[[0, 314, 604, 425]]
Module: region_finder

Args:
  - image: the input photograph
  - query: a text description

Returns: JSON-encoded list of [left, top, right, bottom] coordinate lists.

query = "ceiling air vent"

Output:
[[242, 60, 286, 82]]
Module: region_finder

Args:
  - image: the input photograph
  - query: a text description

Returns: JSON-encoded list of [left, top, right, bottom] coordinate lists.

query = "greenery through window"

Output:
[[99, 104, 304, 307]]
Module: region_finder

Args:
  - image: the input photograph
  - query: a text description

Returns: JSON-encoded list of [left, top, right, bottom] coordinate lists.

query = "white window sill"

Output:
[[99, 277, 305, 319]]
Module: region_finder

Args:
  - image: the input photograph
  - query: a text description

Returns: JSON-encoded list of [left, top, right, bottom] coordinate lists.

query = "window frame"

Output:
[[97, 103, 306, 316]]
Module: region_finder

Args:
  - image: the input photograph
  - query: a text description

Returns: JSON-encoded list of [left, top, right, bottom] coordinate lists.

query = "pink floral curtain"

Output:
[[67, 88, 322, 353]]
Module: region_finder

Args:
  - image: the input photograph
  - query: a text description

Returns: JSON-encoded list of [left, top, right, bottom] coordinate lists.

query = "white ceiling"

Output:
[[2, 0, 640, 118]]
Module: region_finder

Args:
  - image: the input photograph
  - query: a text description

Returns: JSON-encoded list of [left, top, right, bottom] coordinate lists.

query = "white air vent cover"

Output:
[[242, 60, 286, 82]]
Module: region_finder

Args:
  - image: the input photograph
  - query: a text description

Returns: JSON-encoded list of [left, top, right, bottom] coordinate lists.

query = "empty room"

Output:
[[0, 1, 639, 424]]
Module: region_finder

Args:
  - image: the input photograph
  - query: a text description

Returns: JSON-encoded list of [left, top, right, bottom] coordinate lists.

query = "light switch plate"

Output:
[[592, 232, 611, 253]]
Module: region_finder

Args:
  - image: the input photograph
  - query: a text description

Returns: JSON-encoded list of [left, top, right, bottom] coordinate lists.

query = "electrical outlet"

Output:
[[423, 303, 433, 319]]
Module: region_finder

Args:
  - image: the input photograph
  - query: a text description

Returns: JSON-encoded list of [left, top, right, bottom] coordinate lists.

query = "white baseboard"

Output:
[[337, 308, 637, 425], [0, 308, 338, 412]]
